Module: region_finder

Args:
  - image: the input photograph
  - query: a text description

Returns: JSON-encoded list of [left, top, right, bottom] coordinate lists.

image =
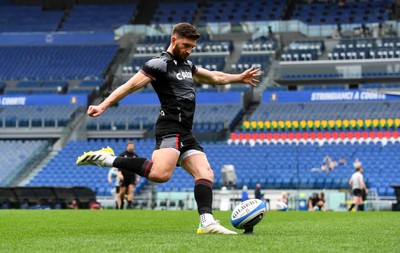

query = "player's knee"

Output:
[[149, 172, 171, 183], [148, 165, 173, 183], [198, 166, 214, 181], [206, 167, 214, 180]]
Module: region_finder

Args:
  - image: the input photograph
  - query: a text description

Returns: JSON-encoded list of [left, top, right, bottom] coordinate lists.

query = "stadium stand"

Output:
[[151, 2, 198, 25], [247, 101, 400, 122], [281, 40, 325, 61], [0, 140, 49, 186], [0, 45, 118, 81], [61, 3, 137, 32], [198, 0, 286, 24], [0, 105, 80, 128], [2, 0, 400, 211], [292, 0, 391, 25], [0, 5, 64, 32], [329, 38, 400, 60]]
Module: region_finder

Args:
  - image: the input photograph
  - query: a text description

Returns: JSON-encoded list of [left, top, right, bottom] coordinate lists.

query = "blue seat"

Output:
[[282, 178, 291, 189], [315, 178, 325, 189], [378, 187, 387, 197], [289, 178, 299, 189], [266, 178, 275, 189]]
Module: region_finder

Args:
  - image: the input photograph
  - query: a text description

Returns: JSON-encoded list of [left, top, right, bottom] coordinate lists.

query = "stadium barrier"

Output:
[[392, 185, 400, 211], [0, 186, 97, 209]]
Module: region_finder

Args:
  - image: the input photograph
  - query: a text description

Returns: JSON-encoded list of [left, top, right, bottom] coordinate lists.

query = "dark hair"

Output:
[[172, 23, 200, 40]]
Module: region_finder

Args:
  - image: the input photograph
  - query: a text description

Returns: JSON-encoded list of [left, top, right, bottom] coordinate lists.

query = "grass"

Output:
[[0, 210, 399, 253]]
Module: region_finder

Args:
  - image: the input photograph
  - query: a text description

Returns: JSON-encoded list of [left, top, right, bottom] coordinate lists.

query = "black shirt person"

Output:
[[118, 141, 140, 209]]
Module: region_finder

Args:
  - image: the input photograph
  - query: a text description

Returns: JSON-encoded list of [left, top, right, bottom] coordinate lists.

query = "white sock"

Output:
[[104, 155, 116, 167], [200, 213, 215, 227]]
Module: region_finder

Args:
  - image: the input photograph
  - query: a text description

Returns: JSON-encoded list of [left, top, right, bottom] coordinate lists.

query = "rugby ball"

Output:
[[231, 199, 266, 229], [275, 201, 288, 211]]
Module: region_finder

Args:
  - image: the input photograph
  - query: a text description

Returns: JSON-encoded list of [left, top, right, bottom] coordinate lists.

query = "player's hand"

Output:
[[241, 66, 261, 87], [87, 105, 105, 117]]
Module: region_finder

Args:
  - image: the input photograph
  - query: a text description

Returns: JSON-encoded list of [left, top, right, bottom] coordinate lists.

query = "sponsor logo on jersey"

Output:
[[176, 71, 192, 80]]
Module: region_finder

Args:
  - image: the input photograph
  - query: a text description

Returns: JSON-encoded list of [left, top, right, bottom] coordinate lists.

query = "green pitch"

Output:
[[0, 210, 399, 253]]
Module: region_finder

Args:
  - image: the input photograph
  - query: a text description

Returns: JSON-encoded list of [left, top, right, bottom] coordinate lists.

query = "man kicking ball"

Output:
[[76, 22, 260, 234]]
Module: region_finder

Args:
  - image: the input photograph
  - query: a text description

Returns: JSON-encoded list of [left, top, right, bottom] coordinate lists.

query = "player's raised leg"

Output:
[[76, 146, 179, 183], [181, 152, 237, 235]]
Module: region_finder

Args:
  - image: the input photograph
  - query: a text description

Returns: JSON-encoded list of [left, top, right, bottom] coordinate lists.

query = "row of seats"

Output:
[[242, 118, 400, 131], [151, 2, 197, 24], [335, 38, 400, 49], [288, 40, 325, 53], [86, 104, 242, 131], [0, 3, 136, 33], [189, 56, 226, 71], [0, 5, 64, 32], [282, 72, 400, 79], [0, 45, 118, 81], [198, 0, 285, 24], [281, 51, 318, 61], [242, 37, 278, 53], [285, 38, 400, 62], [230, 131, 400, 143], [3, 80, 103, 96], [281, 40, 325, 61], [62, 4, 136, 32], [0, 105, 80, 128], [249, 102, 400, 121], [292, 0, 390, 24], [0, 140, 49, 185]]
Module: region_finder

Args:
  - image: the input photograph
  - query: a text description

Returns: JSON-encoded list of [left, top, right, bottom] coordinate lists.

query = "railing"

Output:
[[114, 20, 399, 39]]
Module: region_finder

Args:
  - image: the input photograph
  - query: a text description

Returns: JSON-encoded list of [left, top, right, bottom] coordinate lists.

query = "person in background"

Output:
[[308, 192, 326, 211], [281, 191, 288, 206], [68, 199, 79, 209], [353, 158, 362, 170], [254, 183, 263, 200], [107, 166, 121, 209], [338, 157, 347, 166], [348, 165, 368, 211], [118, 141, 141, 209]]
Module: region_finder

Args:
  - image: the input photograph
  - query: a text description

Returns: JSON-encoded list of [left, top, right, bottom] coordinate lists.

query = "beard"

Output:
[[172, 45, 188, 62]]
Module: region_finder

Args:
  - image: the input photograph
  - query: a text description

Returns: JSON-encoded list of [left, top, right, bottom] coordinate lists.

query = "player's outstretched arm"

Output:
[[193, 66, 261, 87], [87, 72, 152, 117]]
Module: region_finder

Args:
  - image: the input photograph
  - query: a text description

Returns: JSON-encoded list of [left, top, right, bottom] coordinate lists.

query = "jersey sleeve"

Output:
[[140, 58, 166, 81], [188, 60, 198, 75]]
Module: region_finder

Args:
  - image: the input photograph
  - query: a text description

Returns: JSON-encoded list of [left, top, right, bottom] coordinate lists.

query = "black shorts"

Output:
[[119, 177, 136, 188], [155, 132, 204, 166], [155, 132, 204, 154], [115, 186, 120, 194], [353, 189, 363, 197]]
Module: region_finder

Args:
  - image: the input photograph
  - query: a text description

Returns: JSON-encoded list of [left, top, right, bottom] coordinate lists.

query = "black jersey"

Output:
[[140, 52, 198, 136], [118, 151, 139, 180]]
